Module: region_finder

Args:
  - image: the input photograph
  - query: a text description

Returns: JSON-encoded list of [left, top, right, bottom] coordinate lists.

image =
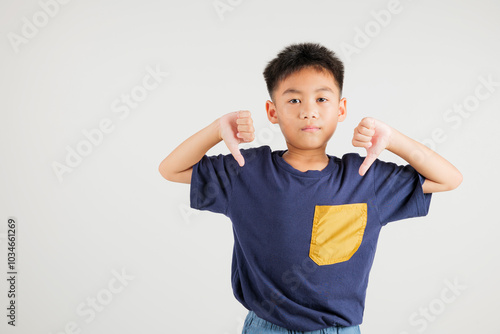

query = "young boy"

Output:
[[159, 43, 462, 333]]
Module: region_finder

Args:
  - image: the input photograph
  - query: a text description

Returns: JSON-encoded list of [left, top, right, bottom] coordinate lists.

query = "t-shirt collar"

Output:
[[273, 149, 336, 178]]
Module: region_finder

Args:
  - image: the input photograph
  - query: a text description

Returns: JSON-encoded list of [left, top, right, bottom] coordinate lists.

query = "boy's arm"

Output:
[[158, 118, 222, 184], [158, 110, 254, 184], [353, 117, 463, 193]]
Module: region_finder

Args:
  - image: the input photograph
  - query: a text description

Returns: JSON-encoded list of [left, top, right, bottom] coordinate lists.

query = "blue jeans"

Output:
[[242, 311, 361, 334]]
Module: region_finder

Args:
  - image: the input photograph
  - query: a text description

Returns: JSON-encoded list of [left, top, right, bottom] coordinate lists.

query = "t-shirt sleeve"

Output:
[[371, 158, 432, 226], [190, 152, 238, 215]]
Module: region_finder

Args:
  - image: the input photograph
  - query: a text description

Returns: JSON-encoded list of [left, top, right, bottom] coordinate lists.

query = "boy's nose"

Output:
[[300, 106, 319, 119]]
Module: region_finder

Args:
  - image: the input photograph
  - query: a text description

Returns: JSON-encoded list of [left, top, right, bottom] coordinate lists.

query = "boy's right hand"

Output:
[[218, 110, 255, 167]]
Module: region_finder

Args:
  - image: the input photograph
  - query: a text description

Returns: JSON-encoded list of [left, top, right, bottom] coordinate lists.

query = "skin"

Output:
[[265, 66, 346, 173], [159, 66, 462, 193]]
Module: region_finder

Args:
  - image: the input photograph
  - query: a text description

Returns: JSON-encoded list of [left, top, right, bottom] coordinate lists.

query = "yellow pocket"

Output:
[[309, 203, 367, 266]]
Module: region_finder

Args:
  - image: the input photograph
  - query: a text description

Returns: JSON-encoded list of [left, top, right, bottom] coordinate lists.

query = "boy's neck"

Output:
[[282, 147, 330, 172]]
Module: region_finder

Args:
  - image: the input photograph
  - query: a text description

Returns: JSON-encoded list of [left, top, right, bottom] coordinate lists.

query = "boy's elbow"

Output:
[[450, 170, 463, 190], [444, 170, 463, 191], [159, 162, 192, 184], [158, 161, 173, 181], [424, 170, 463, 193]]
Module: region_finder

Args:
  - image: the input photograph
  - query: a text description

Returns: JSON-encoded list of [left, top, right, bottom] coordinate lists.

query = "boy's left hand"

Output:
[[352, 117, 393, 176]]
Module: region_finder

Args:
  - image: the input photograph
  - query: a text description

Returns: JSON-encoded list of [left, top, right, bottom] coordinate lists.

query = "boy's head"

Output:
[[263, 42, 344, 102], [263, 43, 347, 151]]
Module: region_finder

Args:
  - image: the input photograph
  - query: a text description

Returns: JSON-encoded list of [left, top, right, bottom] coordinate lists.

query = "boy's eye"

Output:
[[289, 99, 300, 104], [317, 97, 328, 102]]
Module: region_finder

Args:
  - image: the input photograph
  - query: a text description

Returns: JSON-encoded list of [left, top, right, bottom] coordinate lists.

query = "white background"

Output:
[[1, 0, 499, 333]]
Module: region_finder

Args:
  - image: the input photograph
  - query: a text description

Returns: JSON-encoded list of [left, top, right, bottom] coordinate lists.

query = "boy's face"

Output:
[[266, 66, 347, 151]]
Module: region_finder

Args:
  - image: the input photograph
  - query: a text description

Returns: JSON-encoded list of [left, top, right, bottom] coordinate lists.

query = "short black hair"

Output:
[[263, 42, 344, 101]]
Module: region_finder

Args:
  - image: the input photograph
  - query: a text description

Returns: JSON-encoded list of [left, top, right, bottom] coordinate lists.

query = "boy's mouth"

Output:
[[302, 126, 320, 132]]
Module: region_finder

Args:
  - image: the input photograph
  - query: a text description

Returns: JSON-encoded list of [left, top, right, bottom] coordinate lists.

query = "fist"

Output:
[[352, 117, 392, 176], [219, 110, 255, 167]]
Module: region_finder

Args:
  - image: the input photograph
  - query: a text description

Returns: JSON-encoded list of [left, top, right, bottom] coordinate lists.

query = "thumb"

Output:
[[227, 141, 245, 167], [359, 151, 377, 176]]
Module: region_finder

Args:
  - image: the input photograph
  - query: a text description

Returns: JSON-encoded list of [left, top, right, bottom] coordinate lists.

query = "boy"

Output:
[[159, 43, 462, 333]]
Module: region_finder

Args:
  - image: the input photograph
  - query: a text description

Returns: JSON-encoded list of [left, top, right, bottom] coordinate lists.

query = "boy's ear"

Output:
[[266, 100, 279, 124], [338, 97, 347, 122]]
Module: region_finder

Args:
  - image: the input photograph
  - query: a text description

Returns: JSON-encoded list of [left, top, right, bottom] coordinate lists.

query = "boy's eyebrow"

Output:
[[282, 87, 335, 95]]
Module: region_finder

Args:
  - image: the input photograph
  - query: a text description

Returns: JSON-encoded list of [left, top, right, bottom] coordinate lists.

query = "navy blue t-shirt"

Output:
[[190, 145, 432, 331]]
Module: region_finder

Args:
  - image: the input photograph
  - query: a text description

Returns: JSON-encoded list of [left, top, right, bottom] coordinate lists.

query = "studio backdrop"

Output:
[[1, 0, 499, 333]]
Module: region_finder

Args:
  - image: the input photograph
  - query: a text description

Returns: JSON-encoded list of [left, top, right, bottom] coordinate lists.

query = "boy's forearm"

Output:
[[387, 128, 463, 193], [159, 118, 222, 179]]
